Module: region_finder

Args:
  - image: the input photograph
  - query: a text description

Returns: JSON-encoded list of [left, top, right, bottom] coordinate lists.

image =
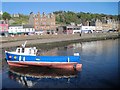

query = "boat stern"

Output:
[[76, 64, 82, 71]]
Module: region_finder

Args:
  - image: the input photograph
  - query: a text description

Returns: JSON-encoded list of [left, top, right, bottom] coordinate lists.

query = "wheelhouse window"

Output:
[[34, 49, 36, 54], [18, 48, 20, 53], [29, 49, 31, 54], [22, 48, 24, 53]]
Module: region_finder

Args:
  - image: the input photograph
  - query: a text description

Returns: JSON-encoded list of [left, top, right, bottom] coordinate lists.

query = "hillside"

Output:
[[53, 11, 118, 25], [10, 14, 29, 25]]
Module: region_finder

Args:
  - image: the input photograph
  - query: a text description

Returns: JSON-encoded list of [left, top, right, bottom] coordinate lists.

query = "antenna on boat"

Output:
[[22, 41, 27, 48]]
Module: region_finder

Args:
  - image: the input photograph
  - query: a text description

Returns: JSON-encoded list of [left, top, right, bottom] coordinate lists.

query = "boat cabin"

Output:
[[16, 47, 37, 56]]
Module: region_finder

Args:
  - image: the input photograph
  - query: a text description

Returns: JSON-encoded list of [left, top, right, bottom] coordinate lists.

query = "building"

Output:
[[29, 12, 34, 26], [95, 18, 119, 32], [66, 25, 81, 34], [23, 25, 35, 35], [8, 25, 24, 35], [0, 11, 3, 15], [104, 19, 119, 31], [95, 19, 103, 32], [0, 11, 3, 18], [72, 26, 81, 34], [57, 25, 81, 34], [8, 25, 35, 35], [56, 26, 66, 34], [29, 12, 56, 34], [81, 26, 95, 33], [11, 13, 20, 18], [83, 17, 119, 32], [0, 20, 8, 36], [0, 11, 3, 19]]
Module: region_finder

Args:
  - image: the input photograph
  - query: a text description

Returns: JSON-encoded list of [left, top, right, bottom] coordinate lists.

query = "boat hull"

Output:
[[8, 61, 82, 71], [5, 51, 82, 71]]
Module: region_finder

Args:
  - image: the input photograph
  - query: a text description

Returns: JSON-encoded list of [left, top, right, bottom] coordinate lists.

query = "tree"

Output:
[[52, 10, 118, 25], [2, 12, 11, 20]]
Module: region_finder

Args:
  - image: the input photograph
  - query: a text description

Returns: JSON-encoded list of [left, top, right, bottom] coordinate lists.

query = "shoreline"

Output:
[[1, 32, 119, 49]]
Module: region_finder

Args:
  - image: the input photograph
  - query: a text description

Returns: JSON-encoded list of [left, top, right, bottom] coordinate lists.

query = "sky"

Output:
[[1, 0, 120, 2], [2, 2, 119, 15]]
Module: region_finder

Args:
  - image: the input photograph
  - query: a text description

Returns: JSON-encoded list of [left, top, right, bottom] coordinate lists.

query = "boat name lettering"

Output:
[[36, 58, 40, 60]]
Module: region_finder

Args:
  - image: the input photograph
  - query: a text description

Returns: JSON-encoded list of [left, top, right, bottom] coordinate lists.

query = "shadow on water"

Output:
[[7, 66, 81, 88]]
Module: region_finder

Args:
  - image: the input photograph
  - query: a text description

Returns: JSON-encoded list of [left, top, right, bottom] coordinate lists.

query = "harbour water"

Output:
[[1, 39, 119, 88]]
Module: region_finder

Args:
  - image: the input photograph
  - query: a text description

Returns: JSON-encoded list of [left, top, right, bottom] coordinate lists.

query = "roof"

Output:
[[9, 25, 22, 27], [23, 24, 34, 28], [9, 24, 34, 28], [0, 20, 8, 24], [67, 25, 80, 28]]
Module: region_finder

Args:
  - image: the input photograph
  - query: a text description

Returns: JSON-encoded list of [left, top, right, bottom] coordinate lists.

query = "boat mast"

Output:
[[22, 41, 27, 48]]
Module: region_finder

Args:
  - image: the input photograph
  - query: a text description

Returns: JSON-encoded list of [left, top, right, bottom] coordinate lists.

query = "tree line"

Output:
[[53, 11, 118, 25]]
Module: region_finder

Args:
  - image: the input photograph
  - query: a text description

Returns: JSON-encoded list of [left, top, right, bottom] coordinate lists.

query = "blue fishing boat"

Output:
[[5, 41, 82, 71]]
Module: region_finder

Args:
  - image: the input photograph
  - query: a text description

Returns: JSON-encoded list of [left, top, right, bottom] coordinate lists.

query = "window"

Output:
[[34, 50, 36, 54], [35, 22, 38, 25], [18, 49, 20, 53], [22, 48, 24, 53], [29, 49, 31, 54], [0, 26, 2, 31], [4, 27, 6, 30], [1, 21, 4, 24], [43, 22, 46, 25], [68, 28, 72, 30]]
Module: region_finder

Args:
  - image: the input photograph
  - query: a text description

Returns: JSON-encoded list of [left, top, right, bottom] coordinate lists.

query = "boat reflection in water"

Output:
[[8, 66, 80, 88]]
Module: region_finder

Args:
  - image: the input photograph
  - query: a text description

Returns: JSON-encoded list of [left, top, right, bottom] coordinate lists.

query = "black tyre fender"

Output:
[[73, 64, 77, 71]]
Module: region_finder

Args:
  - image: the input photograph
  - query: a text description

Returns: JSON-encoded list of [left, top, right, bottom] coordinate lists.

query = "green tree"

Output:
[[52, 10, 118, 25], [2, 12, 11, 20]]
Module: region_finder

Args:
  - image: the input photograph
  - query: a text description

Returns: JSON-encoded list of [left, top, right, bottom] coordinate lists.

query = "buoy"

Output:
[[73, 64, 77, 71], [73, 64, 82, 71]]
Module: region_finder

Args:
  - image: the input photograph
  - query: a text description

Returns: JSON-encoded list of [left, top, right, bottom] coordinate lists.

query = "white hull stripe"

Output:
[[7, 61, 77, 64]]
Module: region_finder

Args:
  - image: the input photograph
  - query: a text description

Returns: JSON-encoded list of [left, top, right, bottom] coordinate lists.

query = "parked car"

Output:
[[108, 29, 116, 33]]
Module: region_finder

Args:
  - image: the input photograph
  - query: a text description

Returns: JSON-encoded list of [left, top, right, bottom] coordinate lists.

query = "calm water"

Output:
[[1, 39, 119, 88]]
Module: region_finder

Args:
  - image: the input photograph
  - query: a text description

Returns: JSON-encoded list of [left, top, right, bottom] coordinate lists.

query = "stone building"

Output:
[[90, 18, 119, 32], [95, 19, 103, 31], [29, 12, 34, 26], [29, 12, 56, 34], [101, 18, 119, 31]]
